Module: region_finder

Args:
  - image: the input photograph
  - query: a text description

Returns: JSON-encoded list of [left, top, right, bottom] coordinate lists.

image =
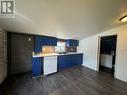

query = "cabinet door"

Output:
[[66, 39, 79, 47], [34, 36, 57, 53], [32, 57, 42, 77], [58, 56, 66, 70], [70, 54, 83, 66], [58, 55, 72, 70], [42, 36, 57, 46], [66, 40, 70, 47], [34, 36, 42, 53], [57, 54, 83, 70], [79, 54, 83, 65], [73, 40, 79, 46], [42, 36, 49, 45], [48, 37, 57, 46], [74, 54, 83, 65], [68, 54, 74, 67], [65, 55, 71, 68], [51, 37, 57, 46]]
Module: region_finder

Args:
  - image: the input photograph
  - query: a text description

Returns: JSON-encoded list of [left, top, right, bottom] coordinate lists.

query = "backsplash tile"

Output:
[[66, 47, 77, 52]]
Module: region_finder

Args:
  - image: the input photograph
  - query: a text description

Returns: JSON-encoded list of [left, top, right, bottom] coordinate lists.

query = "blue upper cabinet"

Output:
[[34, 35, 43, 53], [34, 35, 57, 53], [42, 36, 57, 46], [66, 39, 79, 47]]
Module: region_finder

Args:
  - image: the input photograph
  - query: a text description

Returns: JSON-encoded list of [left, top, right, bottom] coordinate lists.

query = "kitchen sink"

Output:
[[58, 52, 68, 54]]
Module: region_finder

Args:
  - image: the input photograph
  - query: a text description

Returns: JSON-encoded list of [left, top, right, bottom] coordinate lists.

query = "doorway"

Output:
[[7, 32, 34, 75], [99, 35, 117, 76]]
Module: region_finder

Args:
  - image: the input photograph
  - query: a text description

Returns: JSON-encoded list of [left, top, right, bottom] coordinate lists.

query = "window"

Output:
[[55, 42, 66, 53]]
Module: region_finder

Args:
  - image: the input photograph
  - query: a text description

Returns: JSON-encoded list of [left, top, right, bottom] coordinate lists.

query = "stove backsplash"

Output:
[[66, 47, 77, 52]]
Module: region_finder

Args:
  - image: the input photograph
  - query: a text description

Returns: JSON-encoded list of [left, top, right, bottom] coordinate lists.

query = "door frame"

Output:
[[97, 35, 118, 77]]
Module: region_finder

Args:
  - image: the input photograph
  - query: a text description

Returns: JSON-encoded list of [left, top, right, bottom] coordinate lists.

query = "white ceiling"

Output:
[[0, 0, 127, 39]]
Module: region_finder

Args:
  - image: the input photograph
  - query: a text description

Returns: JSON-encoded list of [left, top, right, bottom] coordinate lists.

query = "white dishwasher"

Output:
[[43, 56, 57, 75]]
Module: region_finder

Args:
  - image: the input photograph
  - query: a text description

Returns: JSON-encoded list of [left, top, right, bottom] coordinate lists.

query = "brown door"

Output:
[[8, 33, 34, 75]]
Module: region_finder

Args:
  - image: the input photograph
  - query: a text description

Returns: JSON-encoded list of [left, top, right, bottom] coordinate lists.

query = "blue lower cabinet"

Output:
[[58, 54, 83, 70], [32, 57, 43, 77], [73, 54, 83, 65], [79, 54, 83, 65], [57, 55, 67, 70]]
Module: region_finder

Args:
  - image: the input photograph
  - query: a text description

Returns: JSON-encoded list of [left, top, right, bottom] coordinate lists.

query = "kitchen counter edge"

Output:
[[33, 53, 83, 58]]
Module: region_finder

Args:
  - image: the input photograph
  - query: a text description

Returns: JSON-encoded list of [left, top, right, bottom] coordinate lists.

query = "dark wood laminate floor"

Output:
[[0, 66, 127, 95]]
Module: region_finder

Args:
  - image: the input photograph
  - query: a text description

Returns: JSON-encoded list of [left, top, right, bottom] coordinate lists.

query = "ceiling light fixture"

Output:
[[120, 15, 127, 22]]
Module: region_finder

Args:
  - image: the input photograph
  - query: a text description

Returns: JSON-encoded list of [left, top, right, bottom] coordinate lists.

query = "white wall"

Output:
[[115, 29, 127, 82], [100, 54, 113, 68], [78, 25, 127, 82]]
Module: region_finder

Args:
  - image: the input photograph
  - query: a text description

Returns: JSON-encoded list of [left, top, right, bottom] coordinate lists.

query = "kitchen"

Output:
[[7, 32, 83, 77], [1, 0, 127, 95]]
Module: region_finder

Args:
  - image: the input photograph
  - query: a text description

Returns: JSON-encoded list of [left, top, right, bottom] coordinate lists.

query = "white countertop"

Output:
[[33, 52, 83, 58]]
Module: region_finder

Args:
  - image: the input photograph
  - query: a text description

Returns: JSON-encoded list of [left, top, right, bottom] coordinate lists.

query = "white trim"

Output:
[[96, 36, 101, 71], [114, 35, 118, 78], [96, 35, 118, 77]]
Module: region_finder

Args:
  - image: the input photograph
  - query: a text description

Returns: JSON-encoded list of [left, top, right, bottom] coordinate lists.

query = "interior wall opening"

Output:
[[99, 35, 117, 76]]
